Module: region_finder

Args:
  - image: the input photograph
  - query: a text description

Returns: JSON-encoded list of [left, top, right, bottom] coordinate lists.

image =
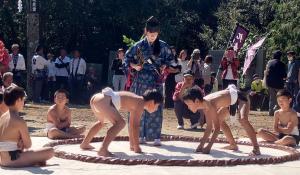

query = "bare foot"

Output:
[[80, 143, 95, 150], [221, 144, 238, 151], [249, 147, 261, 156], [98, 149, 114, 157]]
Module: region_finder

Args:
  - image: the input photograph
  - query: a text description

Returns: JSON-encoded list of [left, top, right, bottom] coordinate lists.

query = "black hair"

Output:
[[35, 45, 43, 53], [227, 46, 234, 51], [145, 16, 161, 57], [142, 89, 163, 104], [0, 92, 3, 103], [182, 87, 204, 102], [4, 86, 26, 106], [54, 89, 69, 99], [276, 89, 292, 99], [273, 50, 282, 60], [145, 16, 160, 33]]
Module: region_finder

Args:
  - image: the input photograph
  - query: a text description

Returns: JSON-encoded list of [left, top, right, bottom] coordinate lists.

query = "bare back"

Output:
[[0, 111, 30, 147], [204, 89, 232, 110]]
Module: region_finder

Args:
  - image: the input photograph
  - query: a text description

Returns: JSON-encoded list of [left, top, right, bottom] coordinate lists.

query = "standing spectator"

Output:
[[187, 49, 204, 87], [69, 49, 86, 104], [249, 74, 268, 111], [164, 47, 181, 108], [286, 51, 299, 105], [9, 44, 26, 88], [32, 45, 48, 103], [125, 16, 173, 146], [210, 72, 219, 93], [111, 48, 126, 91], [175, 49, 189, 83], [264, 50, 286, 116], [220, 47, 239, 89], [55, 48, 70, 91], [203, 55, 213, 94], [173, 70, 201, 129], [86, 66, 99, 100], [47, 53, 56, 102]]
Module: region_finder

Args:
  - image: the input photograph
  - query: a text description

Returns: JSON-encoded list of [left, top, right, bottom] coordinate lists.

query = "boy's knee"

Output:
[[115, 119, 126, 128], [47, 131, 56, 139]]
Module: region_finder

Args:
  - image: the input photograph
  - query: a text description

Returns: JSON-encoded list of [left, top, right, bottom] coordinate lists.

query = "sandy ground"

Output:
[[1, 103, 298, 175], [23, 103, 273, 139]]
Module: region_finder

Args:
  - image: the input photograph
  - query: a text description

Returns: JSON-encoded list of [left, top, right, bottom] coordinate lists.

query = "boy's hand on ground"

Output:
[[134, 146, 142, 153], [202, 146, 211, 154]]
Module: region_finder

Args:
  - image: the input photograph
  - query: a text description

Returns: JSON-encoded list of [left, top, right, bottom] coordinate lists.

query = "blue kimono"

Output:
[[125, 37, 173, 140]]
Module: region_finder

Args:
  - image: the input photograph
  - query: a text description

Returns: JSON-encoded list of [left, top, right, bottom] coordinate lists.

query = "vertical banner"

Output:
[[229, 23, 250, 54], [242, 36, 267, 75]]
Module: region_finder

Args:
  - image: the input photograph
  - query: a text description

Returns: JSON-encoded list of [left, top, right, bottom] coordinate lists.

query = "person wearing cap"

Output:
[[9, 44, 26, 88], [172, 69, 202, 129], [124, 16, 173, 146], [286, 50, 300, 106], [111, 48, 126, 91], [264, 50, 286, 116], [249, 74, 268, 111], [187, 49, 204, 87]]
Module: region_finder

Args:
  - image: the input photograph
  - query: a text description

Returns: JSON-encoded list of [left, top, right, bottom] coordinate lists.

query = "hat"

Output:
[[183, 69, 194, 77], [252, 74, 260, 80], [287, 51, 296, 55]]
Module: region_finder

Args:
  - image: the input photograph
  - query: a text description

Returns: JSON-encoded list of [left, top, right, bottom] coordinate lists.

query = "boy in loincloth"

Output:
[[0, 86, 54, 167], [45, 89, 86, 139], [257, 89, 299, 146], [182, 84, 260, 155], [80, 87, 163, 157]]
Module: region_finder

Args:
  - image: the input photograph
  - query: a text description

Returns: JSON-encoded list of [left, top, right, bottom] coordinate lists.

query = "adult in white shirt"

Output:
[[9, 44, 26, 87], [32, 45, 48, 103], [55, 48, 70, 91], [69, 49, 86, 104], [175, 49, 189, 83], [47, 53, 57, 101]]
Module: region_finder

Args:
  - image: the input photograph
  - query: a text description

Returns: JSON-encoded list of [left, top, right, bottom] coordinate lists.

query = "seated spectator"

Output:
[[249, 74, 268, 111], [0, 86, 54, 167], [257, 90, 299, 147], [45, 89, 86, 139], [1, 72, 17, 92], [173, 70, 202, 129]]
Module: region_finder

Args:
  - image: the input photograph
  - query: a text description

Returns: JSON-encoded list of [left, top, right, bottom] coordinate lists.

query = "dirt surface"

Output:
[[23, 103, 274, 139]]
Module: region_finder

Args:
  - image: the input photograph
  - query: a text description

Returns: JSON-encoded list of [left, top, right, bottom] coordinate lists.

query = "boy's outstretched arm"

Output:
[[196, 113, 211, 152], [129, 111, 142, 153], [203, 111, 220, 154]]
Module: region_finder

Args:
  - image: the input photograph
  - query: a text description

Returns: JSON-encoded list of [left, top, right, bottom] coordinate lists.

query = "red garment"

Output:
[[220, 57, 239, 80], [172, 82, 205, 101], [173, 82, 184, 101]]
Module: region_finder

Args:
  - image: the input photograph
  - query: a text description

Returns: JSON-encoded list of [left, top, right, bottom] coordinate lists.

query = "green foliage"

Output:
[[122, 35, 136, 48]]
